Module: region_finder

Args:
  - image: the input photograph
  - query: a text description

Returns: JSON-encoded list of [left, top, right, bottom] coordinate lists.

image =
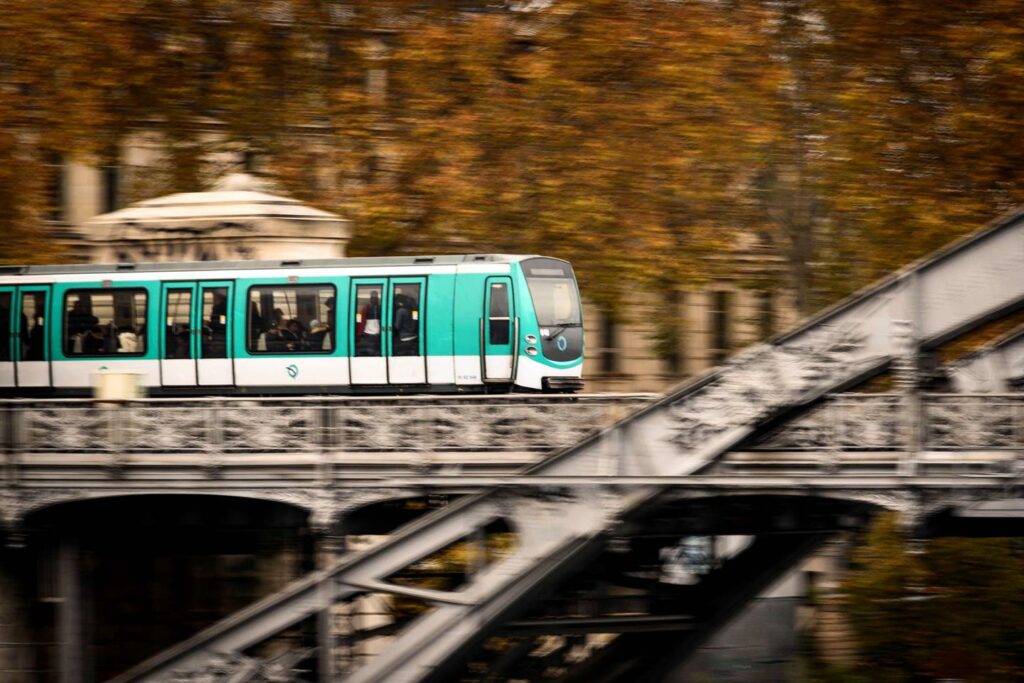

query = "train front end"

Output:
[[515, 257, 585, 392]]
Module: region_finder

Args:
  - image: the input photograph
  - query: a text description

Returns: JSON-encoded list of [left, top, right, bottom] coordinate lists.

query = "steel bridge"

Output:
[[1, 208, 1023, 682]]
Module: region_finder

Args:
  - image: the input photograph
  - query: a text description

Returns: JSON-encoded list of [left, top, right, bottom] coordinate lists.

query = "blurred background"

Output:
[[1, 1, 1023, 681], [3, 1, 1024, 380]]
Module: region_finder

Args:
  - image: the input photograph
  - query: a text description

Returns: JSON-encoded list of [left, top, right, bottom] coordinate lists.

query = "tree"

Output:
[[843, 514, 1024, 681], [2, 0, 1023, 313]]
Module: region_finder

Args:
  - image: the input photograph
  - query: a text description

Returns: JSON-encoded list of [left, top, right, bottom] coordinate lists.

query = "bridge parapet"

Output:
[[746, 393, 1024, 452], [0, 394, 653, 530], [2, 394, 652, 456], [725, 393, 1024, 476]]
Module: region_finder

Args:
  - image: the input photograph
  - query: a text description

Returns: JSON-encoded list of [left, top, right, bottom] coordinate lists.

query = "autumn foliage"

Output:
[[0, 0, 1022, 311], [841, 514, 1024, 681]]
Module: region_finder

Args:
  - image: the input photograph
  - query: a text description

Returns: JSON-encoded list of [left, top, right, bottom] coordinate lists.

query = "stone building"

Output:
[[84, 172, 351, 264]]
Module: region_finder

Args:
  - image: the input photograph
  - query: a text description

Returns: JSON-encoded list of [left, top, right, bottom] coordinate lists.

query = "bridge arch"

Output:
[[649, 488, 1021, 537], [640, 491, 883, 537], [19, 494, 315, 682]]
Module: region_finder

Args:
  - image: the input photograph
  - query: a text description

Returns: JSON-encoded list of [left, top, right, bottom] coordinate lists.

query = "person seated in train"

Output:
[[82, 325, 107, 354], [282, 319, 306, 352], [265, 318, 299, 352], [262, 308, 287, 346], [270, 308, 286, 330], [306, 319, 329, 351], [118, 325, 140, 353]]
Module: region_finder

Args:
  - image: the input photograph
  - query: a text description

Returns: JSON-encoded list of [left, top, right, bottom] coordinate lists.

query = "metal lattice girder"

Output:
[[114, 209, 1024, 682]]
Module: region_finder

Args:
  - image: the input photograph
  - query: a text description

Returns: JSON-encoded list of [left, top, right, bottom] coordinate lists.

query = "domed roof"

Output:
[[212, 172, 271, 192], [86, 172, 344, 226]]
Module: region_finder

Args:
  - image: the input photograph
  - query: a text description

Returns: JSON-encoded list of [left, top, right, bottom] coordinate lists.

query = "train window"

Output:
[[20, 291, 47, 361], [522, 258, 581, 328], [64, 289, 147, 356], [164, 289, 192, 359], [354, 285, 382, 357], [0, 292, 10, 362], [247, 285, 336, 354], [202, 288, 229, 359], [488, 282, 510, 345], [392, 284, 421, 357]]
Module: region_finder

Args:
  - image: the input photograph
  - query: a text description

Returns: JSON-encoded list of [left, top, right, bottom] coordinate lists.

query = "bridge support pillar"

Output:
[[0, 541, 35, 682], [56, 535, 85, 683], [315, 532, 345, 681]]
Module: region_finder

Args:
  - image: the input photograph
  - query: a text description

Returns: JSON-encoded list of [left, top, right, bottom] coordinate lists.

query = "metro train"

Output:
[[0, 255, 584, 395]]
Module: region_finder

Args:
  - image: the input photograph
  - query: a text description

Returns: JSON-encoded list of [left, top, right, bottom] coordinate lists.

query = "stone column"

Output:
[[0, 543, 34, 683], [56, 535, 84, 683]]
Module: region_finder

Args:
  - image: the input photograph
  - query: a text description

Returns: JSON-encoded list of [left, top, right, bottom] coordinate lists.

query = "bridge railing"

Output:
[[0, 394, 653, 456], [2, 393, 1020, 459], [923, 394, 1024, 451], [747, 393, 1024, 452]]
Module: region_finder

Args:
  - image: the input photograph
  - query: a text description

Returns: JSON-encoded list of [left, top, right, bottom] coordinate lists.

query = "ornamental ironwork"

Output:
[[2, 395, 651, 456]]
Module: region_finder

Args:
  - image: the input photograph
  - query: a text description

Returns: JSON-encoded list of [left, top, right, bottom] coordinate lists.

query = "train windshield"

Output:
[[523, 258, 582, 327]]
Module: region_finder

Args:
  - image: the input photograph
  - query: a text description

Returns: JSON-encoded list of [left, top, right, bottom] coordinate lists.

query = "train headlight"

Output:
[[525, 334, 537, 344], [525, 346, 538, 356]]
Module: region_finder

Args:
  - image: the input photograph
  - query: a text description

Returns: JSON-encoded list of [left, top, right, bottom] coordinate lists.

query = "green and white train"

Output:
[[0, 255, 584, 395]]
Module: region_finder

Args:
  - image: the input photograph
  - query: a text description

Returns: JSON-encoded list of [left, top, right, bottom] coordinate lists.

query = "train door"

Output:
[[197, 282, 234, 386], [15, 285, 51, 387], [160, 283, 197, 386], [349, 279, 386, 384], [482, 277, 515, 382], [388, 278, 426, 384], [0, 287, 14, 388]]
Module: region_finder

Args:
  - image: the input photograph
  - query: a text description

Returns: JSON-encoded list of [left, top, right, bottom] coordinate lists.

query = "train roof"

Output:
[[0, 254, 548, 277]]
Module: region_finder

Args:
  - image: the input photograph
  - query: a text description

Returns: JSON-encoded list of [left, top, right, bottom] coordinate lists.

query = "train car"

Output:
[[0, 255, 584, 395]]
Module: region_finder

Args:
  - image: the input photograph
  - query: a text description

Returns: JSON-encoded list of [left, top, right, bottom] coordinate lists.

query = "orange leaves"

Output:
[[2, 0, 1023, 303]]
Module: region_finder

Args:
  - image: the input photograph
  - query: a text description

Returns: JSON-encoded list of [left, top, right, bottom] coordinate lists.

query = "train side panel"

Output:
[[50, 279, 162, 388], [451, 269, 489, 386], [230, 275, 348, 388], [425, 274, 456, 385]]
